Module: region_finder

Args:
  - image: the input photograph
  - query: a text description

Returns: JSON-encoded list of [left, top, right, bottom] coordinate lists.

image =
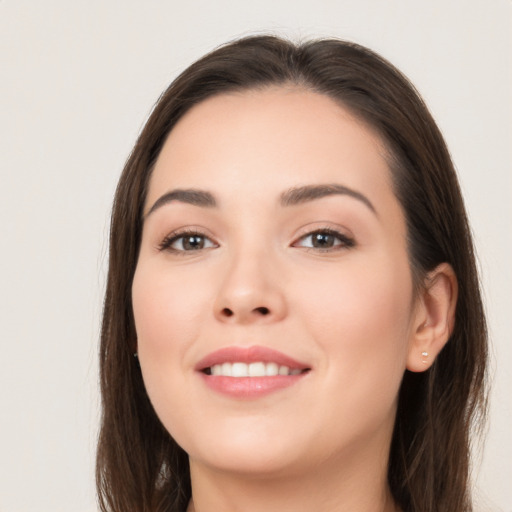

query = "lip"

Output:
[[195, 345, 309, 371], [195, 345, 311, 399]]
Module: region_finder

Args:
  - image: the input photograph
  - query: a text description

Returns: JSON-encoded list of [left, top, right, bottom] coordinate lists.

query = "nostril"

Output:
[[219, 306, 270, 319]]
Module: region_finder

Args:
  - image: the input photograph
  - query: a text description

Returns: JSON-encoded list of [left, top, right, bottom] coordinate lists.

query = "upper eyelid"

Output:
[[292, 224, 355, 242], [293, 229, 355, 246], [156, 225, 355, 249], [289, 224, 358, 255], [161, 226, 216, 240], [158, 228, 218, 251]]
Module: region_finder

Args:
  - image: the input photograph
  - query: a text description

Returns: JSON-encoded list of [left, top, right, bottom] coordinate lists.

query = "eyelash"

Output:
[[158, 228, 218, 254], [293, 227, 355, 252], [158, 227, 355, 254]]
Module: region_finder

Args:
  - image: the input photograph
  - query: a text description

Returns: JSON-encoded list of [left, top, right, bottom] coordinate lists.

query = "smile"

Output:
[[205, 362, 304, 377], [196, 346, 311, 398]]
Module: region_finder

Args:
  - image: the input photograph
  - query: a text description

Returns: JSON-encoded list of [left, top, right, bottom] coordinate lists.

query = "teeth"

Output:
[[266, 362, 279, 376], [208, 362, 302, 377], [221, 362, 232, 376], [232, 362, 248, 377], [248, 362, 265, 377]]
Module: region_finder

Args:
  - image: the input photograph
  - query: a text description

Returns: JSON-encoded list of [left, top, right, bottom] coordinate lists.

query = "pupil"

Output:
[[313, 233, 334, 248], [184, 235, 204, 250]]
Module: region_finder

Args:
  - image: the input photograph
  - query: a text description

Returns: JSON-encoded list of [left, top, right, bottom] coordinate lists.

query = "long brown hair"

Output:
[[96, 35, 488, 512]]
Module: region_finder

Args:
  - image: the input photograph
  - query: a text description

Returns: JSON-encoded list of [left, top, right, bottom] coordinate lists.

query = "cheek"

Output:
[[132, 263, 206, 355], [131, 263, 204, 408], [298, 257, 414, 441], [298, 254, 414, 384], [131, 262, 211, 437]]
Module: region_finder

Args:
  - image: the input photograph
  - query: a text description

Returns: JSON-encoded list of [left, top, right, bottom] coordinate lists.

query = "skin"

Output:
[[132, 87, 456, 512]]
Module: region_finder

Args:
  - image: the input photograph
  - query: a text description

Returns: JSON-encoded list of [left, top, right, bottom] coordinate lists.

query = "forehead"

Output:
[[147, 87, 395, 209]]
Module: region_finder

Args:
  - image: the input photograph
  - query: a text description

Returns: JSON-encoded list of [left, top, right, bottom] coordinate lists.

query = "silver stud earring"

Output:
[[421, 351, 429, 364]]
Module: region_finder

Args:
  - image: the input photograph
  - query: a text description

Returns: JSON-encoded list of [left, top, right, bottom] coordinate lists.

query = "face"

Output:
[[132, 88, 419, 478]]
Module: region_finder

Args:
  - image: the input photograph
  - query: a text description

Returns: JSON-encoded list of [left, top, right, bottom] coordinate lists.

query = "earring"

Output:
[[421, 351, 429, 364]]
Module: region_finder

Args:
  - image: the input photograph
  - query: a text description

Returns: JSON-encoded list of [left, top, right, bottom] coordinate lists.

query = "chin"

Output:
[[191, 448, 309, 479], [179, 417, 315, 477]]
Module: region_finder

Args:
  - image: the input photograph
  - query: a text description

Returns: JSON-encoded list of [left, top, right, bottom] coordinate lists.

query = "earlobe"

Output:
[[406, 263, 458, 373]]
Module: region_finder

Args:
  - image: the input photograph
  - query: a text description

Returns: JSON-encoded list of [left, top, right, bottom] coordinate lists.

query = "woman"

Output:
[[96, 36, 488, 512]]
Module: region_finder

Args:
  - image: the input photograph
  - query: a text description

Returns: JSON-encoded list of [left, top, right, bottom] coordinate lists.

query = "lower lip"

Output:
[[199, 373, 307, 398]]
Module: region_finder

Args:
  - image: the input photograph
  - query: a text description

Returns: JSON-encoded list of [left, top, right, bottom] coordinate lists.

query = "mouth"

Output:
[[202, 362, 308, 377], [196, 345, 311, 398]]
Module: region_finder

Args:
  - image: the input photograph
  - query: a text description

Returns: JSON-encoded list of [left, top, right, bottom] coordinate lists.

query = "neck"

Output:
[[186, 448, 397, 512]]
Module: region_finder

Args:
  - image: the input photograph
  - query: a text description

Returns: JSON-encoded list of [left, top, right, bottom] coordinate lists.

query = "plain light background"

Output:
[[1, 1, 510, 511]]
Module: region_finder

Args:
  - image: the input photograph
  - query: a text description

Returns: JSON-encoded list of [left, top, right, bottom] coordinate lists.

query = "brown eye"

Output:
[[159, 231, 217, 252], [294, 230, 355, 251], [181, 235, 206, 250], [311, 232, 336, 248]]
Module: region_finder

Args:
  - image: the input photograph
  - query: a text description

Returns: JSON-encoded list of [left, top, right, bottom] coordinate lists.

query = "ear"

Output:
[[407, 263, 458, 372]]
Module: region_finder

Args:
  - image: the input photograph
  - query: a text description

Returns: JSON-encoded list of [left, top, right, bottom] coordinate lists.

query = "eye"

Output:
[[293, 229, 355, 251], [159, 230, 218, 253]]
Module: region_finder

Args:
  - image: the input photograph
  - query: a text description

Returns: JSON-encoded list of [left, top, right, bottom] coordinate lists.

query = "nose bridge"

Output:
[[214, 241, 286, 323]]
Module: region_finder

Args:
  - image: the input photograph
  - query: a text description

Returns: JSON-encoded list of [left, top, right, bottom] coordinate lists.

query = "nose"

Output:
[[213, 249, 287, 324]]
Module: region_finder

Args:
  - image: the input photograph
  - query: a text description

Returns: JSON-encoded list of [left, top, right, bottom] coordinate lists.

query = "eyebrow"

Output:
[[280, 184, 377, 214], [145, 189, 217, 218], [145, 183, 377, 218]]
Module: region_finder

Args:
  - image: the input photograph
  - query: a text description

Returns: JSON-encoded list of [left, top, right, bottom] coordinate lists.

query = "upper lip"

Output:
[[195, 345, 310, 372]]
